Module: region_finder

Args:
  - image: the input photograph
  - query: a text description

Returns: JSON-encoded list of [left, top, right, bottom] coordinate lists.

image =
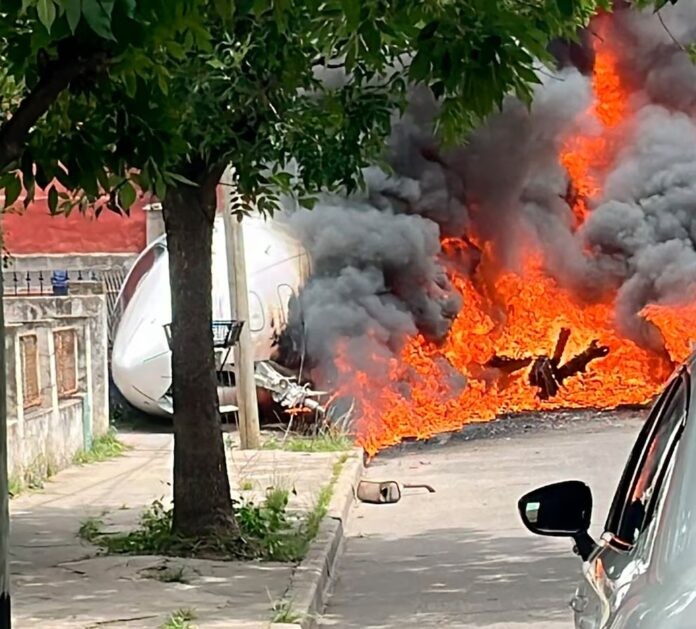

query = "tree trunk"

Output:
[[162, 180, 237, 538]]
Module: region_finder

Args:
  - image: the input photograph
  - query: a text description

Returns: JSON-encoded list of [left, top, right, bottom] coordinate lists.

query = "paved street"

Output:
[[320, 412, 646, 628]]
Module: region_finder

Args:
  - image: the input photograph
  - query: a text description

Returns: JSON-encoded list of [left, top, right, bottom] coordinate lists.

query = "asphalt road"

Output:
[[320, 411, 646, 629]]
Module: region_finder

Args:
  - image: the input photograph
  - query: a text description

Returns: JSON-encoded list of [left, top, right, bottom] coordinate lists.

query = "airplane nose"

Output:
[[111, 249, 173, 414], [112, 316, 172, 411]]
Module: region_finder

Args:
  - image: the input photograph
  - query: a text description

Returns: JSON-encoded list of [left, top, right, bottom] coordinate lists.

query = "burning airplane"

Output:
[[114, 3, 696, 457]]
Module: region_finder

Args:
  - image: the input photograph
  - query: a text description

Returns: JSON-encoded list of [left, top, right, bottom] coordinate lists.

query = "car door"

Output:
[[572, 369, 689, 629]]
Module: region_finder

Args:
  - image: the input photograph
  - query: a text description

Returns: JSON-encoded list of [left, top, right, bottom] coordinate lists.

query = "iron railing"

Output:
[[3, 269, 101, 296]]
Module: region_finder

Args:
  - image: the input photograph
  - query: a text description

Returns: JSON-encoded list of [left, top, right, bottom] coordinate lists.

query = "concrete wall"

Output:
[[4, 294, 109, 482], [4, 253, 137, 274]]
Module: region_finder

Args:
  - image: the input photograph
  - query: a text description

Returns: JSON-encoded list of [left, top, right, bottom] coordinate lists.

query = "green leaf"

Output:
[[65, 0, 81, 32], [166, 172, 198, 187], [48, 186, 59, 213], [118, 181, 136, 210], [341, 0, 360, 30], [556, 0, 575, 18], [252, 0, 270, 17], [360, 21, 381, 56], [82, 0, 115, 40], [154, 177, 167, 201], [418, 20, 440, 42], [298, 195, 317, 210], [122, 0, 136, 17], [409, 50, 430, 80], [687, 43, 696, 65], [3, 174, 22, 208], [214, 0, 235, 21], [37, 0, 56, 32], [123, 71, 137, 97]]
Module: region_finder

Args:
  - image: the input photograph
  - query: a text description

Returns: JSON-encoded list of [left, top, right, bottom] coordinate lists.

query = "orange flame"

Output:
[[560, 21, 628, 227], [337, 253, 684, 457]]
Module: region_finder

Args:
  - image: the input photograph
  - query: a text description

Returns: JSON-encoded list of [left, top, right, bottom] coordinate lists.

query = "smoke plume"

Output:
[[282, 2, 696, 385]]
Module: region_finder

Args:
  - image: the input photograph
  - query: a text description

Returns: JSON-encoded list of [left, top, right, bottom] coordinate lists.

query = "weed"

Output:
[[8, 476, 23, 498], [10, 454, 59, 495], [160, 608, 196, 629], [100, 500, 177, 555], [235, 486, 306, 561], [239, 479, 254, 491], [74, 430, 129, 465], [262, 429, 352, 453], [271, 598, 301, 623], [78, 516, 104, 543], [148, 564, 190, 584], [264, 486, 291, 514], [81, 499, 257, 559], [81, 456, 349, 564]]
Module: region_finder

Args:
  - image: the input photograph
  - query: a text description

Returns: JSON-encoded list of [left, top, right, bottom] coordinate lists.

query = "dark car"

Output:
[[518, 356, 696, 629]]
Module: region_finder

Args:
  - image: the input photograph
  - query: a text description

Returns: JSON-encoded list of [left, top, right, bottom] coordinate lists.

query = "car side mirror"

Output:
[[356, 480, 402, 504], [518, 481, 596, 560]]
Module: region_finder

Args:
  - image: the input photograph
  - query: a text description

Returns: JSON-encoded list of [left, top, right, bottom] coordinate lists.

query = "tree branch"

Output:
[[656, 11, 685, 51], [0, 52, 108, 172]]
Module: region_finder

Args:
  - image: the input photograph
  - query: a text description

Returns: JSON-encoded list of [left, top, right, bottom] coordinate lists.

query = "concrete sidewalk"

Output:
[[10, 431, 348, 629]]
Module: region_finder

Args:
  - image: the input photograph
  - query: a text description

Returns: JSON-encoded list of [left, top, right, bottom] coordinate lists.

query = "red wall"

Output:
[[3, 193, 147, 255]]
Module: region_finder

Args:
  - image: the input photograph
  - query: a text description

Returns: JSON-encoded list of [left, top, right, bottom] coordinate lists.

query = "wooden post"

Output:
[[0, 253, 10, 627], [221, 167, 260, 449]]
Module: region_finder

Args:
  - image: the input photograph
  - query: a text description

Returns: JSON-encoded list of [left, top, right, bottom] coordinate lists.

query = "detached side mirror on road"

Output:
[[518, 480, 597, 560]]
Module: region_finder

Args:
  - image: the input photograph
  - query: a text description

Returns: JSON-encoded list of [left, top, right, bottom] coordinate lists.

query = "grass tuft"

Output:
[[271, 598, 301, 623], [147, 564, 190, 584], [160, 608, 196, 629], [262, 429, 352, 453], [74, 429, 129, 465], [78, 516, 104, 543]]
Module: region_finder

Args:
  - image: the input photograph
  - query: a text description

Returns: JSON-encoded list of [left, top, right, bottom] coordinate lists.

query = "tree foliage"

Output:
[[0, 0, 218, 212], [5, 0, 616, 218]]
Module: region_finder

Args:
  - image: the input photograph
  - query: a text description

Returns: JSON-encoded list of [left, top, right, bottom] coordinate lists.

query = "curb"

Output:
[[271, 448, 364, 629]]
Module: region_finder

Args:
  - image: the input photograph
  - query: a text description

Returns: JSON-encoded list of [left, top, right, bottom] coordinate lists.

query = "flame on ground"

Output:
[[338, 254, 680, 457], [333, 18, 696, 457]]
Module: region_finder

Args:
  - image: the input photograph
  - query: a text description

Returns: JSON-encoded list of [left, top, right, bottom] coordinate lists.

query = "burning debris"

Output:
[[278, 3, 696, 456], [483, 328, 610, 401], [528, 329, 610, 400]]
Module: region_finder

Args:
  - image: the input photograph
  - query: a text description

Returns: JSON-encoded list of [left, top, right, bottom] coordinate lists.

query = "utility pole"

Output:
[[221, 167, 260, 449], [0, 259, 10, 628]]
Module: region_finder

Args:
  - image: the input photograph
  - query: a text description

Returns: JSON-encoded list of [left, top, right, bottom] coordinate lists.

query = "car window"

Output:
[[607, 372, 688, 548]]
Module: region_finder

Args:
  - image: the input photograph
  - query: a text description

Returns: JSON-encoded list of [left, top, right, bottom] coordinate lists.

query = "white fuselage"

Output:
[[110, 213, 309, 416]]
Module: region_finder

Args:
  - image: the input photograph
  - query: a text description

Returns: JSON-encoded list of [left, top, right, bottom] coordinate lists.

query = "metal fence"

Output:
[[3, 269, 101, 296], [102, 269, 127, 348]]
